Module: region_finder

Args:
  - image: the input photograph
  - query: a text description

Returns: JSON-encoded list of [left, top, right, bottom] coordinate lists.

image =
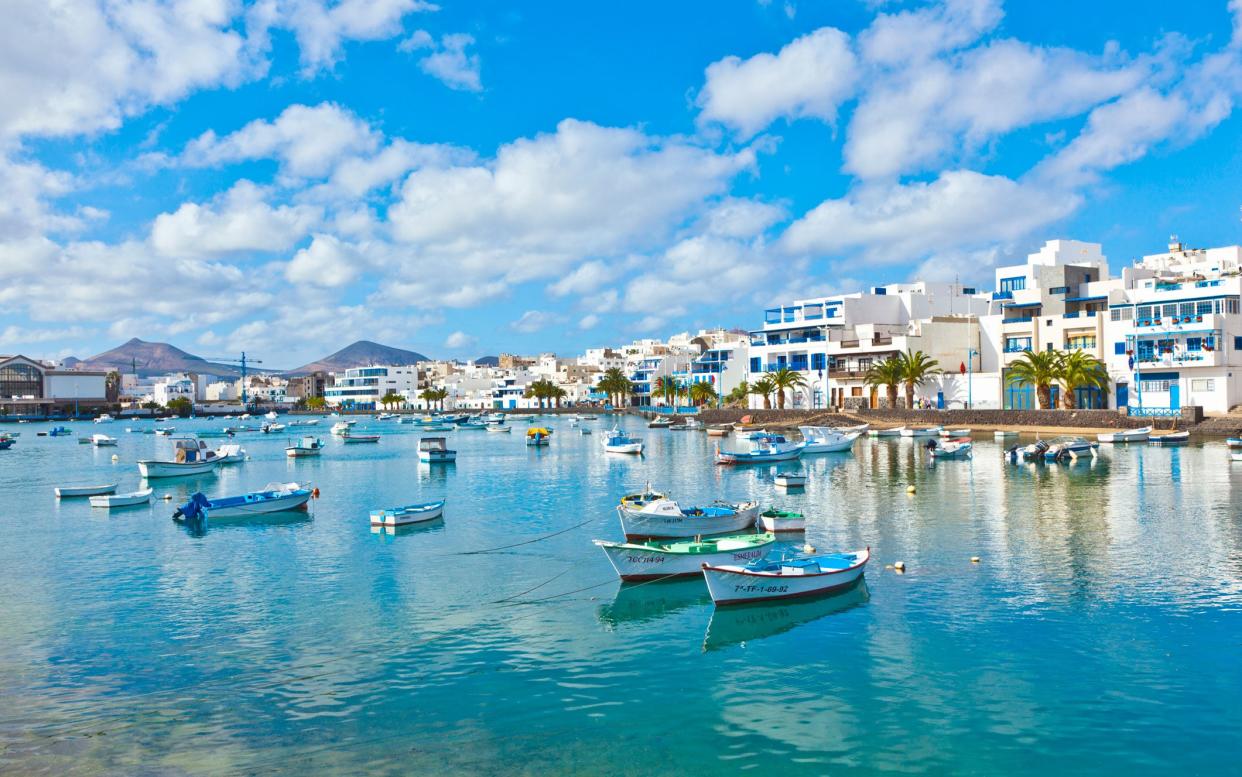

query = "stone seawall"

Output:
[[695, 407, 1190, 432]]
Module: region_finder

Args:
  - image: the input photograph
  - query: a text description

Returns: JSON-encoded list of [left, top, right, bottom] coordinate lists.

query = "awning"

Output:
[[1065, 295, 1107, 302], [1001, 301, 1042, 308]]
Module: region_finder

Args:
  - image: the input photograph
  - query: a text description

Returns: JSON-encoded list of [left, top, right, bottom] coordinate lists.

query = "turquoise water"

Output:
[[1, 417, 1240, 775]]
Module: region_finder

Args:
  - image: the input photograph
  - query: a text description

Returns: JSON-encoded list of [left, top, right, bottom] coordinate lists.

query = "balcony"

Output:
[[827, 368, 868, 380], [872, 336, 893, 346], [992, 291, 1013, 301], [1002, 316, 1033, 325]]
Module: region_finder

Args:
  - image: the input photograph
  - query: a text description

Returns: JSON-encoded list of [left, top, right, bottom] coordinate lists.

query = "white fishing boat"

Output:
[[1043, 436, 1097, 462], [797, 426, 860, 454], [1007, 439, 1049, 462], [900, 426, 942, 438], [94, 414, 115, 423], [264, 411, 278, 421], [214, 443, 247, 463], [617, 498, 759, 541], [682, 418, 703, 430], [90, 488, 154, 509], [260, 423, 286, 433], [757, 508, 805, 533], [706, 425, 731, 437], [1098, 426, 1152, 443], [173, 482, 312, 521], [285, 436, 324, 457], [154, 427, 175, 436], [594, 532, 776, 581], [369, 500, 445, 527], [137, 439, 220, 477], [1149, 431, 1190, 446], [647, 416, 673, 428], [715, 434, 802, 465], [330, 421, 356, 436], [939, 428, 971, 438], [602, 428, 644, 454], [55, 483, 118, 498], [526, 427, 552, 446], [90, 433, 118, 447], [774, 472, 807, 488], [702, 547, 870, 605], [868, 426, 906, 437], [486, 424, 512, 434], [993, 430, 1020, 439], [418, 437, 456, 463], [375, 412, 397, 421], [834, 423, 870, 434], [342, 433, 380, 444]]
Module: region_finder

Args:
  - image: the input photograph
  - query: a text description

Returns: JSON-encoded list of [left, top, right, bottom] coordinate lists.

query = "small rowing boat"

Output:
[[90, 433, 118, 447], [138, 439, 220, 477], [370, 500, 445, 527], [617, 497, 759, 540], [900, 426, 942, 438], [1098, 426, 1152, 443], [55, 483, 118, 498], [929, 439, 972, 459], [939, 428, 970, 438], [1149, 431, 1190, 446], [594, 532, 776, 581], [342, 433, 380, 444], [702, 547, 870, 606], [798, 426, 859, 454], [774, 472, 807, 488], [715, 434, 802, 465], [869, 426, 905, 437], [757, 508, 805, 533], [90, 488, 154, 509]]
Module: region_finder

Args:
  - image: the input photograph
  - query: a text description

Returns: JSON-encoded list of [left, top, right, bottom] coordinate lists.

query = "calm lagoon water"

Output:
[[1, 417, 1240, 775]]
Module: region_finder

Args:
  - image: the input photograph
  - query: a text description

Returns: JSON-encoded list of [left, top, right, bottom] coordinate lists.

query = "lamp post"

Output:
[[816, 369, 824, 410], [966, 349, 978, 409]]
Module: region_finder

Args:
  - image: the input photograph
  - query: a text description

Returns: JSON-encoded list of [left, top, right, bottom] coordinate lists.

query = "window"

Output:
[[1197, 301, 1213, 315], [1005, 337, 1031, 352], [1235, 337, 1242, 351], [0, 362, 44, 399], [1046, 343, 1054, 352], [1049, 286, 1069, 294], [1066, 336, 1096, 350], [851, 387, 863, 397], [1000, 277, 1026, 293], [1137, 340, 1155, 361], [1229, 298, 1240, 314], [1186, 337, 1202, 352], [1162, 303, 1178, 317], [811, 353, 826, 371], [1141, 380, 1172, 393], [1180, 302, 1196, 317], [749, 357, 760, 373], [962, 287, 976, 294], [1110, 307, 1133, 321], [857, 357, 873, 372], [1115, 342, 1126, 355], [1191, 379, 1215, 391]]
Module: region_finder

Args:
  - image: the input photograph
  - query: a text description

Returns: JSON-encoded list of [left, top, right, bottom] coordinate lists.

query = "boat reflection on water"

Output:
[[370, 519, 445, 539], [702, 579, 870, 652], [597, 578, 712, 629], [177, 510, 313, 538]]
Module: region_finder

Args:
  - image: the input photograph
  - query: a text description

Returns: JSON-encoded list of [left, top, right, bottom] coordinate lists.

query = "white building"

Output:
[[324, 365, 423, 408]]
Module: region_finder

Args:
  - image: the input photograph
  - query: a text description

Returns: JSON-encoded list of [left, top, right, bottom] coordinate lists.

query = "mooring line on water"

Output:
[[454, 514, 601, 555], [488, 567, 571, 603]]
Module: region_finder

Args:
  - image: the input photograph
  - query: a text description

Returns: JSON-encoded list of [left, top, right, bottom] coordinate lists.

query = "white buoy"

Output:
[[906, 485, 916, 494], [110, 454, 119, 462], [894, 561, 906, 571], [971, 556, 981, 563], [163, 494, 173, 501]]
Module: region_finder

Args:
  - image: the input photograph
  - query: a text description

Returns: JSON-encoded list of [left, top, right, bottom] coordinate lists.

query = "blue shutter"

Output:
[[749, 357, 760, 372], [1114, 342, 1125, 355]]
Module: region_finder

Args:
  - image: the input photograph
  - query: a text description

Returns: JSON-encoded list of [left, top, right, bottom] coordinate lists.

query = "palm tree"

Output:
[[418, 388, 438, 410], [433, 387, 449, 411], [769, 367, 808, 410], [653, 376, 674, 407], [897, 349, 940, 408], [1057, 350, 1110, 409], [598, 367, 630, 407], [750, 375, 777, 410], [864, 356, 904, 408], [724, 380, 750, 407], [550, 385, 567, 408], [381, 391, 403, 410], [689, 381, 718, 407], [1006, 350, 1063, 409]]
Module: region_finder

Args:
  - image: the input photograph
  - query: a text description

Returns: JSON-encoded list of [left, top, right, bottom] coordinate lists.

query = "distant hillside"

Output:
[[288, 340, 429, 374], [78, 338, 248, 377], [473, 355, 499, 366]]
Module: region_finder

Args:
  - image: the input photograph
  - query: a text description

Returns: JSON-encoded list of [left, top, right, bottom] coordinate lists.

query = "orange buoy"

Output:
[[311, 487, 320, 498]]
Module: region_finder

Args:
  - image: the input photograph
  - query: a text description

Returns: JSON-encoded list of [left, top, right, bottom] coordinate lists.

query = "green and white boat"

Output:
[[594, 532, 776, 581], [757, 508, 805, 533]]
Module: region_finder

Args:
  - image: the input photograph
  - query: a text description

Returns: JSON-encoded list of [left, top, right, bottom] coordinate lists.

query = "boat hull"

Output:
[[204, 491, 311, 518], [757, 514, 805, 532], [618, 504, 758, 541], [285, 448, 321, 457], [604, 443, 643, 454], [370, 501, 445, 526], [138, 460, 217, 478], [715, 448, 801, 465], [418, 451, 456, 463], [595, 536, 774, 581], [90, 489, 153, 508], [702, 551, 869, 605], [56, 483, 118, 498]]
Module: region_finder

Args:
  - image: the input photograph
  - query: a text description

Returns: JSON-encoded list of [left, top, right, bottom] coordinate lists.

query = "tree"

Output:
[[419, 388, 438, 410], [897, 349, 941, 408], [864, 356, 904, 408], [724, 381, 750, 407], [166, 396, 193, 417], [1006, 350, 1063, 410], [140, 401, 162, 411], [1057, 350, 1111, 409], [550, 385, 567, 408], [380, 391, 403, 410], [653, 376, 676, 407], [689, 381, 718, 407], [306, 396, 326, 410], [597, 368, 632, 407], [750, 375, 777, 410], [769, 367, 808, 410]]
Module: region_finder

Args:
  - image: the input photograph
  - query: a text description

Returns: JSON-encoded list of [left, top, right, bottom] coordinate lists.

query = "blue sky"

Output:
[[2, 0, 1241, 368]]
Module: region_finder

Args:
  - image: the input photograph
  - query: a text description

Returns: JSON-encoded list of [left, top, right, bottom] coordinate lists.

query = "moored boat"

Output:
[[774, 472, 807, 488], [1098, 426, 1152, 443], [929, 439, 972, 459], [330, 421, 356, 436], [702, 547, 871, 605], [715, 434, 802, 465], [138, 438, 220, 477], [647, 416, 673, 428], [758, 508, 805, 533], [418, 437, 456, 463], [1043, 436, 1098, 461], [706, 425, 731, 437], [342, 433, 380, 444], [602, 428, 643, 454], [939, 428, 970, 438], [798, 426, 860, 454], [1149, 431, 1190, 446], [1226, 437, 1242, 449], [48, 426, 72, 436], [94, 414, 115, 423], [900, 426, 943, 438], [285, 436, 324, 458], [90, 488, 153, 508], [370, 500, 446, 527], [173, 482, 312, 521], [1007, 439, 1049, 462], [868, 426, 905, 437], [214, 443, 246, 463], [526, 427, 552, 446], [594, 532, 776, 581], [55, 483, 118, 498], [993, 429, 1019, 439], [618, 497, 759, 540], [90, 433, 118, 447], [486, 424, 512, 434]]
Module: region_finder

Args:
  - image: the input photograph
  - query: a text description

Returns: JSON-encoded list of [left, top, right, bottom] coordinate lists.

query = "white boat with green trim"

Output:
[[594, 532, 776, 581]]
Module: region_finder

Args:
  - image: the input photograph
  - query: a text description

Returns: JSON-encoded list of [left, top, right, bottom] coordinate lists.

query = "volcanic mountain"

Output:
[[78, 338, 251, 377], [286, 340, 429, 375]]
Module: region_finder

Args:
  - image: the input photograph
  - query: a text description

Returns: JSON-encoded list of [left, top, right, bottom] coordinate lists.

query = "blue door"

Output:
[[936, 391, 944, 409], [1170, 383, 1180, 410], [1116, 384, 1128, 410]]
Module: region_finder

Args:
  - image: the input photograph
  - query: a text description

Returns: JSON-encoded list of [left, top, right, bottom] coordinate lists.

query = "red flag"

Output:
[[959, 361, 966, 375]]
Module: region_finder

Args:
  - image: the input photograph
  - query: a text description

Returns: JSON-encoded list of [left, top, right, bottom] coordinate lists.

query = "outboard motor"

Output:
[[173, 492, 210, 522]]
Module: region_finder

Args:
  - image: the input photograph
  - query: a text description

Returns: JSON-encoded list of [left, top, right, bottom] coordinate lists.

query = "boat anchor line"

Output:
[[454, 514, 603, 555]]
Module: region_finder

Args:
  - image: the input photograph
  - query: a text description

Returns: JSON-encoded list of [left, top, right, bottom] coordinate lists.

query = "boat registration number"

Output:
[[733, 584, 789, 594]]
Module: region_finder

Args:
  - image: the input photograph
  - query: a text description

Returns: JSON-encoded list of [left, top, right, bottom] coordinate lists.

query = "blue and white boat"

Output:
[[0, 438, 16, 450], [929, 439, 972, 459], [48, 426, 73, 437], [715, 434, 802, 465], [418, 437, 456, 463], [702, 547, 871, 605], [602, 428, 643, 454], [370, 500, 445, 527], [173, 482, 312, 522], [1043, 436, 1098, 462], [618, 497, 759, 540], [1149, 431, 1190, 446]]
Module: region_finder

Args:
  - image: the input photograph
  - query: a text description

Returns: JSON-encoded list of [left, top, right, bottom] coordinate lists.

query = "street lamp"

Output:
[[966, 349, 978, 409], [816, 369, 824, 409]]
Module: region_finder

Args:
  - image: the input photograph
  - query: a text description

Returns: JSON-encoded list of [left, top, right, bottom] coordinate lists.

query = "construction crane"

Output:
[[207, 352, 264, 406]]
